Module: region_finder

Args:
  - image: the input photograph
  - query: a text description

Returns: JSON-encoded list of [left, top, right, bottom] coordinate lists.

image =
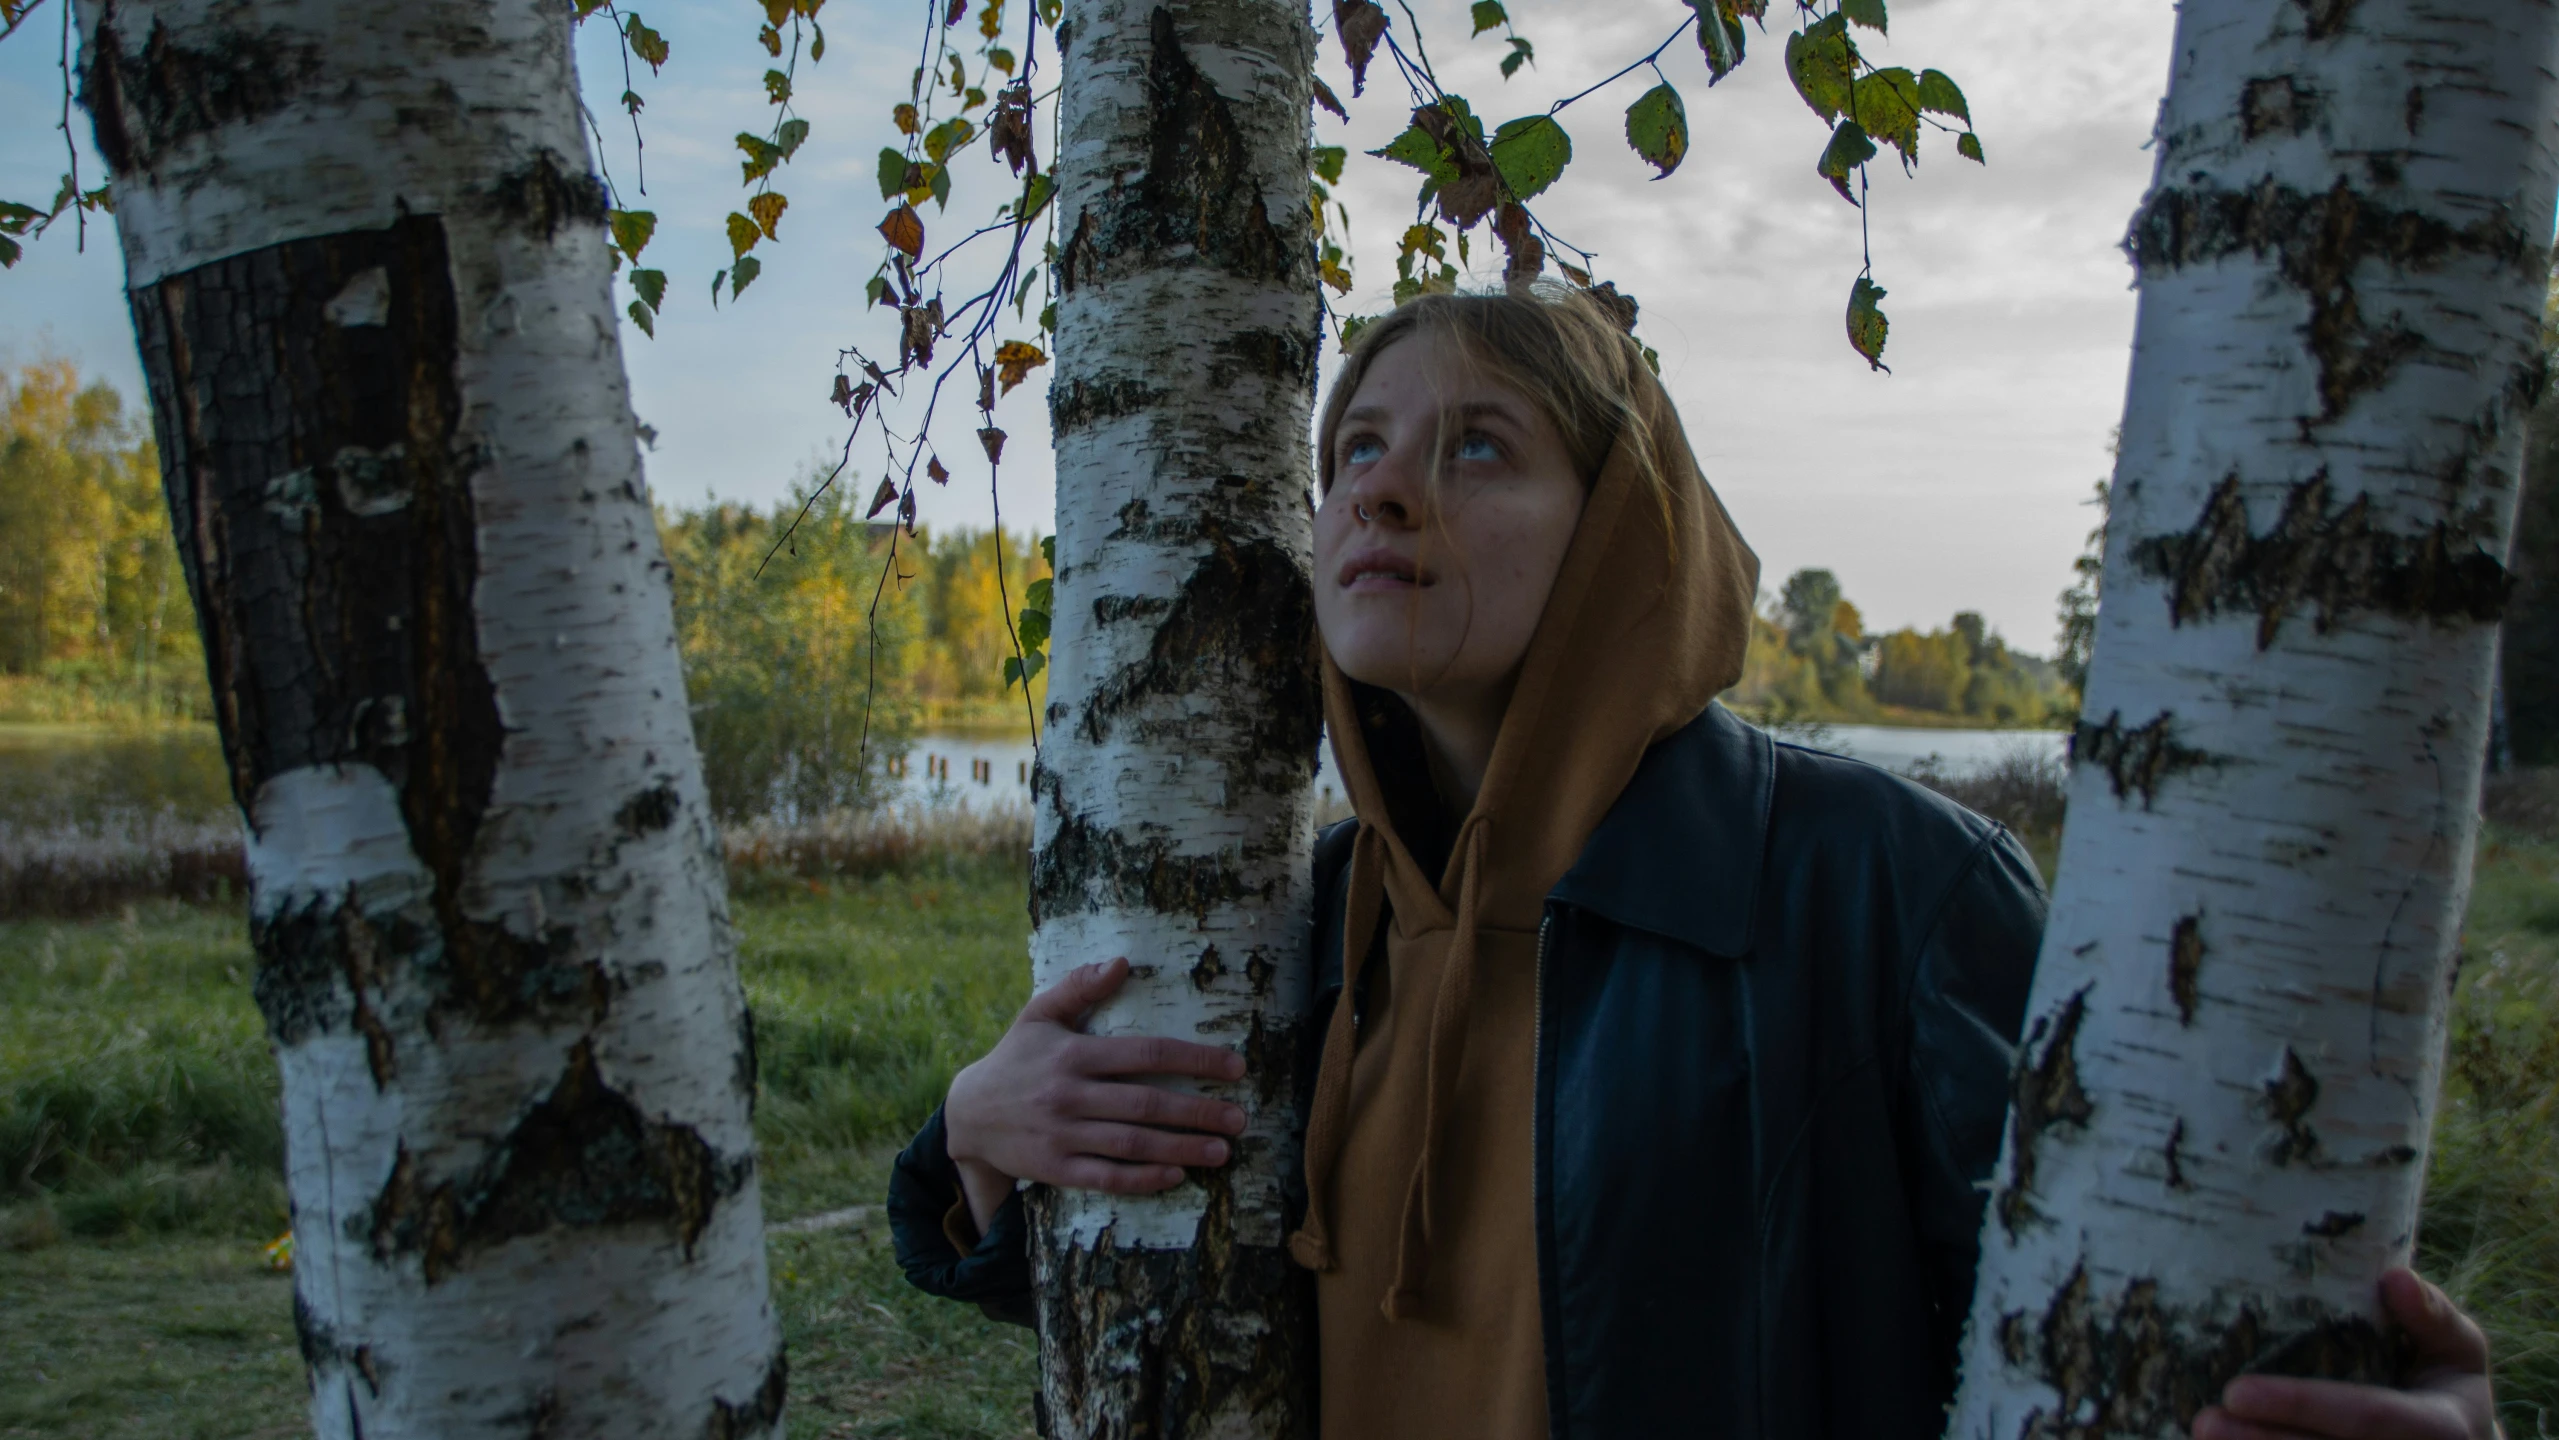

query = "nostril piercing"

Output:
[[1355, 503, 1374, 522]]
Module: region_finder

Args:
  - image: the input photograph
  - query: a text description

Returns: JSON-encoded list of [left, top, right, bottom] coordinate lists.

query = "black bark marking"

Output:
[[616, 782, 682, 837], [2304, 1210, 2365, 1238], [737, 1005, 760, 1121], [2071, 710, 2216, 810], [2126, 178, 2538, 428], [365, 1040, 751, 1285], [703, 1348, 789, 1440], [2013, 1264, 2393, 1439], [2265, 1047, 2325, 1167], [2129, 472, 2510, 647], [1207, 328, 1319, 392], [487, 149, 609, 243], [1190, 944, 1227, 990], [2169, 915, 2205, 1027], [1031, 808, 1265, 926], [80, 12, 321, 174], [1998, 988, 2097, 1236], [2163, 1117, 2193, 1191], [1029, 1163, 1315, 1440], [1074, 526, 1320, 798], [1049, 377, 1167, 435], [1053, 8, 1300, 297], [2294, 0, 2357, 41], [2241, 76, 2316, 140], [1244, 946, 1277, 995]]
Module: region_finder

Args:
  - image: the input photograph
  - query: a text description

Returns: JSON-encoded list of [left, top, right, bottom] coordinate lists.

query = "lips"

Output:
[[1337, 547, 1430, 589]]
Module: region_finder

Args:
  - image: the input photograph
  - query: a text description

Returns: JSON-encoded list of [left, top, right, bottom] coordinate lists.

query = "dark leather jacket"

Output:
[[890, 703, 2048, 1438]]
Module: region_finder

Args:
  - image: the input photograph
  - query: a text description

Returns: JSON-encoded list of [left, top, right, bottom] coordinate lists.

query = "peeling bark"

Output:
[[82, 2, 780, 1435], [1950, 5, 2559, 1434], [1030, 0, 1321, 1433]]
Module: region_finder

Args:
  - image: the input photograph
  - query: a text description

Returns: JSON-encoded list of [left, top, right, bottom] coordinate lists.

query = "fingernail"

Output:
[[1225, 1106, 1247, 1132], [1205, 1140, 1229, 1164]]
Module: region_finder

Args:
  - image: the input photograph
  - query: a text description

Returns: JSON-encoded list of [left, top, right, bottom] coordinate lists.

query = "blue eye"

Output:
[[1455, 432, 1500, 462], [1344, 436, 1385, 465]]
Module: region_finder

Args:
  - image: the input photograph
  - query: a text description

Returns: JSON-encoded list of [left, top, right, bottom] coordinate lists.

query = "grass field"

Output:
[[3, 835, 2555, 1437]]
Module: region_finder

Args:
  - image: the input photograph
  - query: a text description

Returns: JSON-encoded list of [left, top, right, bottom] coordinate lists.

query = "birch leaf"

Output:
[[730, 254, 762, 299], [1334, 0, 1389, 96], [1783, 15, 1855, 122], [979, 427, 1007, 463], [629, 268, 667, 311], [1840, 0, 1885, 32], [1489, 115, 1570, 201], [878, 147, 910, 200], [1624, 85, 1687, 178], [608, 208, 657, 260], [879, 205, 925, 258], [927, 456, 951, 485], [1853, 68, 1921, 161], [763, 68, 792, 104], [626, 299, 655, 337], [1501, 37, 1533, 79], [994, 339, 1049, 393], [1313, 145, 1348, 184], [1470, 1, 1507, 35], [894, 104, 920, 135], [1957, 130, 1985, 164], [1314, 76, 1348, 121], [736, 133, 783, 181], [1917, 69, 1970, 124], [748, 192, 788, 241], [1816, 119, 1875, 203], [1016, 607, 1049, 649], [868, 477, 899, 519], [1026, 578, 1053, 612], [778, 119, 811, 158], [623, 14, 669, 70], [726, 212, 760, 258], [1846, 276, 1889, 370]]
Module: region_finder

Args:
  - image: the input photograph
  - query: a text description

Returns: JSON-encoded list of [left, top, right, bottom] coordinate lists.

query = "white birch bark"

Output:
[[1029, 0, 1322, 1432], [1950, 4, 2559, 1434], [78, 3, 782, 1435]]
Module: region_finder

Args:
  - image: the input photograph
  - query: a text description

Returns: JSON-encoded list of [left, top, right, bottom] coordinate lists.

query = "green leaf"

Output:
[[1370, 125, 1456, 184], [778, 118, 811, 158], [1852, 68, 1920, 161], [1014, 266, 1041, 316], [1017, 173, 1056, 223], [1917, 69, 1970, 124], [608, 208, 657, 260], [1470, 0, 1507, 35], [0, 234, 19, 269], [877, 147, 910, 200], [629, 267, 667, 311], [763, 67, 792, 104], [1489, 115, 1570, 202], [1501, 36, 1533, 79], [1691, 0, 1745, 82], [810, 22, 824, 60], [731, 254, 763, 299], [1040, 535, 1056, 567], [866, 274, 890, 308], [1839, 0, 1885, 32], [1312, 145, 1348, 185], [623, 13, 669, 69], [736, 132, 783, 182], [930, 163, 953, 210], [1003, 655, 1024, 689], [1026, 577, 1053, 612], [1624, 84, 1687, 178], [1023, 650, 1045, 684], [711, 269, 727, 305], [1783, 14, 1855, 122], [1815, 119, 1875, 203], [1846, 275, 1889, 371], [1016, 608, 1050, 650], [726, 212, 761, 259], [1956, 130, 1984, 164], [626, 298, 655, 337], [1038, 302, 1056, 333]]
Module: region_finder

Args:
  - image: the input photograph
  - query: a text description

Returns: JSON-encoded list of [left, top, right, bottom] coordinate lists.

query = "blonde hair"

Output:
[[1315, 283, 1671, 515]]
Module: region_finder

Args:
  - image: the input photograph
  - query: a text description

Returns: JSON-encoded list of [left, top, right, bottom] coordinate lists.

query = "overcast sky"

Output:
[[0, 0, 2173, 649]]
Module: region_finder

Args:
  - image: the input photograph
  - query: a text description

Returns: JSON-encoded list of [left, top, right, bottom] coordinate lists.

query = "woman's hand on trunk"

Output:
[[942, 957, 1248, 1236], [2193, 1269, 2497, 1440]]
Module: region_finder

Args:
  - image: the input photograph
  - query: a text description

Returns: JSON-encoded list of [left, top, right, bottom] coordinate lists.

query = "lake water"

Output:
[[0, 720, 2069, 828], [894, 722, 2068, 812]]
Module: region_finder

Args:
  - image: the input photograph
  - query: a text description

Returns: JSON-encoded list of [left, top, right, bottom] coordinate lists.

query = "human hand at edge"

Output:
[[2193, 1268, 2497, 1440], [942, 957, 1248, 1236]]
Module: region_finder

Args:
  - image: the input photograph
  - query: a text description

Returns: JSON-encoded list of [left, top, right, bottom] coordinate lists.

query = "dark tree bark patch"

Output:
[[1998, 988, 2096, 1236], [1031, 808, 1265, 926], [2241, 76, 2317, 140], [2071, 710, 2217, 810], [1050, 377, 1169, 435], [486, 148, 609, 243], [81, 11, 321, 174], [1055, 8, 1300, 294], [2163, 1118, 2193, 1192], [2169, 915, 2205, 1027], [2007, 1263, 2393, 1440], [1029, 1177, 1315, 1440], [1074, 526, 1320, 797], [2127, 178, 2537, 427], [2130, 472, 2510, 647], [703, 1348, 789, 1440], [365, 1040, 752, 1284], [2263, 1046, 2324, 1167]]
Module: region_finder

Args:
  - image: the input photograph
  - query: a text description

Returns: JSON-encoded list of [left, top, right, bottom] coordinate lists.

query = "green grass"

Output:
[[3, 843, 2555, 1436]]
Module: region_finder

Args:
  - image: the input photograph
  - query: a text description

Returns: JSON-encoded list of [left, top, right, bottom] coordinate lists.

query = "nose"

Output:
[[1340, 444, 1422, 528]]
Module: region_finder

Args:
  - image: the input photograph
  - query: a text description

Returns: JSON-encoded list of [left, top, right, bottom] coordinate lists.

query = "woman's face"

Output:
[[1314, 331, 1588, 714]]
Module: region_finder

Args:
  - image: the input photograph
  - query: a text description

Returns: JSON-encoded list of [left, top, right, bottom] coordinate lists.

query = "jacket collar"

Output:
[[1547, 702, 1772, 958]]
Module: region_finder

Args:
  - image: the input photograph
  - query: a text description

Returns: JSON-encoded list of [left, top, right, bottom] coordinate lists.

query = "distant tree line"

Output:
[[1727, 564, 2079, 728], [0, 362, 206, 723]]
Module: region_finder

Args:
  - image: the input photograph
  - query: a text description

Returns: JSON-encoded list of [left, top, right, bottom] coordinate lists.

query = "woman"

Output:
[[889, 288, 2499, 1440]]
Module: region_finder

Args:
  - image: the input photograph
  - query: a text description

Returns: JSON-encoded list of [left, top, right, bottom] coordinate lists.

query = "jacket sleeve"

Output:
[[887, 1104, 1035, 1326], [1897, 825, 2047, 1331]]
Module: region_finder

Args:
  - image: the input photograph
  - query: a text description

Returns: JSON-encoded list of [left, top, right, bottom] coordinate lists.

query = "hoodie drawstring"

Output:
[[1385, 815, 1489, 1320]]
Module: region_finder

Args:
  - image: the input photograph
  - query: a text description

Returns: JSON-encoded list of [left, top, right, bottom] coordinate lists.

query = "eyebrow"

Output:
[[1338, 399, 1530, 430]]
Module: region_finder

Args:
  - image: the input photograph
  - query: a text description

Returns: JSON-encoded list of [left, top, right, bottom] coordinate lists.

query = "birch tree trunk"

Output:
[[1949, 5, 2559, 1434], [77, 3, 783, 1434], [1029, 0, 1322, 1433]]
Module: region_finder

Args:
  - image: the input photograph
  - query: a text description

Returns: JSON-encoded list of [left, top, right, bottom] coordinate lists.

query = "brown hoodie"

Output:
[[1285, 359, 1759, 1438]]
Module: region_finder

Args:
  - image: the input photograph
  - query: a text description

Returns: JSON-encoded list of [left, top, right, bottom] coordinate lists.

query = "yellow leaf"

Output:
[[879, 205, 925, 258], [894, 103, 919, 135], [749, 192, 788, 241], [993, 339, 1048, 394]]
